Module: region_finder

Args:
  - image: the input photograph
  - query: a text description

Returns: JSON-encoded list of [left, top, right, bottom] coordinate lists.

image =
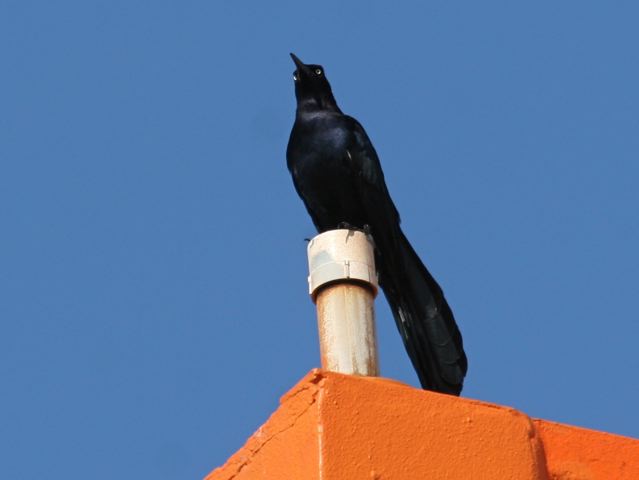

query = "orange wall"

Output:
[[207, 370, 639, 480]]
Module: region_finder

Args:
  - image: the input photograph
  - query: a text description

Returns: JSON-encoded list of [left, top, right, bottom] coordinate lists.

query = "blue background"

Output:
[[2, 1, 638, 478]]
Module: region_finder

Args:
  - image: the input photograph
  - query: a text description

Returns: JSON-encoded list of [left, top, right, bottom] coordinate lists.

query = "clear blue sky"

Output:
[[2, 1, 638, 478]]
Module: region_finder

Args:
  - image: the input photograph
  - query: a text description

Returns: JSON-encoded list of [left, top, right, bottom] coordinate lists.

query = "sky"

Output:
[[1, 1, 638, 478]]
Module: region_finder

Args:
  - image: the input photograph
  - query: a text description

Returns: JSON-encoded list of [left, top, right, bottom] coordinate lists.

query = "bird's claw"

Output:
[[336, 222, 372, 236]]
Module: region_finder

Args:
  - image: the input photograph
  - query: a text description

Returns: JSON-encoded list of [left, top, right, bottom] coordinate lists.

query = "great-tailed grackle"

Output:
[[286, 53, 467, 395]]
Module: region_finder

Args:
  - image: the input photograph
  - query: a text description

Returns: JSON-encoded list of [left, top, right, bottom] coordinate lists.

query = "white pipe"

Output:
[[307, 229, 379, 377]]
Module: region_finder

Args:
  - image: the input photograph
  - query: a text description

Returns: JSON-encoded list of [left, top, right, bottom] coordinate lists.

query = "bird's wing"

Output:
[[344, 116, 401, 226]]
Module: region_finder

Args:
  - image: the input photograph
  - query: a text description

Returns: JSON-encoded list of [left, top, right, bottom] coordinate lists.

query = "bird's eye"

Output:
[[293, 73, 299, 81], [315, 68, 322, 75]]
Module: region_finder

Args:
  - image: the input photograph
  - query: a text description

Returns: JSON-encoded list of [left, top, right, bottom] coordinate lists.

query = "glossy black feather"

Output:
[[286, 54, 467, 394]]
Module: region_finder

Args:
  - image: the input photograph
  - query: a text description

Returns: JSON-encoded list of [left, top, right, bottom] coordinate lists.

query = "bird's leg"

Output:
[[337, 221, 355, 230], [336, 222, 372, 236]]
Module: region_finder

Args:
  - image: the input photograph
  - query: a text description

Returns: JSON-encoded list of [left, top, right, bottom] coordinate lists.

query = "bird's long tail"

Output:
[[379, 231, 467, 395]]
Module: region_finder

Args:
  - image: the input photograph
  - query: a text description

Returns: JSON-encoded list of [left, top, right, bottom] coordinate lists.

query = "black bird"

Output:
[[286, 54, 467, 395]]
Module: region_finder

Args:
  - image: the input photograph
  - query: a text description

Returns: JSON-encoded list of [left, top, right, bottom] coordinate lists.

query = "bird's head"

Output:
[[290, 53, 340, 112]]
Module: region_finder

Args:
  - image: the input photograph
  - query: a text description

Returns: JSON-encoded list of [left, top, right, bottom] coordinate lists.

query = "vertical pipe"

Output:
[[307, 229, 379, 377]]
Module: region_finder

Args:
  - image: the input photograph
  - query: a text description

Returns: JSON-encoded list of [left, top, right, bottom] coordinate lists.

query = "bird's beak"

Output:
[[290, 52, 311, 77]]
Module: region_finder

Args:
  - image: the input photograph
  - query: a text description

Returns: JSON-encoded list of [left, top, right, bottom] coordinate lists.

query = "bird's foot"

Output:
[[336, 222, 372, 236], [337, 221, 355, 230]]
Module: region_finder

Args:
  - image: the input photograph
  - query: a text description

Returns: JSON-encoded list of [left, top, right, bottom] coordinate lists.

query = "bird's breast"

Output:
[[288, 118, 368, 231]]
